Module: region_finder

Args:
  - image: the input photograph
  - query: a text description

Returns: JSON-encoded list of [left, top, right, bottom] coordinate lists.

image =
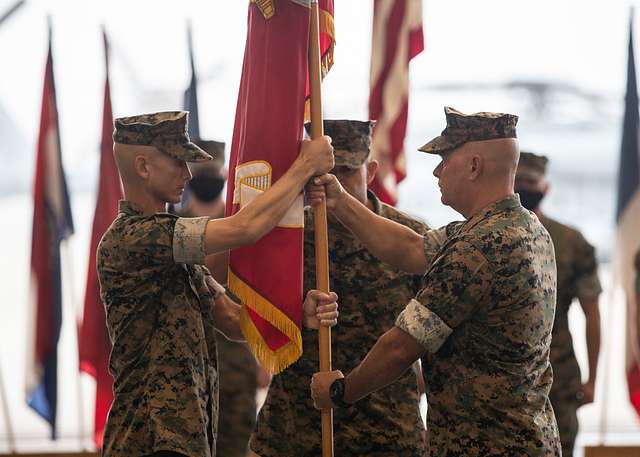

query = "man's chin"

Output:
[[169, 193, 183, 204]]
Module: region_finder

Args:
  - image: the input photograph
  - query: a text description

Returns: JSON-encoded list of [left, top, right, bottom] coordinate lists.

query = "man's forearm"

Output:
[[344, 327, 425, 403], [233, 158, 312, 242], [204, 158, 313, 254], [332, 192, 428, 275]]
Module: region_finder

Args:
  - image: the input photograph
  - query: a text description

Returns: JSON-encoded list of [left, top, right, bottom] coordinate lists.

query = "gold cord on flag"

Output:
[[250, 0, 275, 19], [230, 270, 303, 374]]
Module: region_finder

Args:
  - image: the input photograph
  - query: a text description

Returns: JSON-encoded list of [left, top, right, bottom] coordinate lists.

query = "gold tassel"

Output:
[[229, 269, 303, 374]]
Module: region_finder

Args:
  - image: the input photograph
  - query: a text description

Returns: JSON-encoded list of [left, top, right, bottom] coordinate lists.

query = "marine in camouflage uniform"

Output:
[[251, 120, 428, 456], [310, 107, 561, 456], [99, 112, 338, 457], [99, 112, 222, 457], [516, 152, 602, 456]]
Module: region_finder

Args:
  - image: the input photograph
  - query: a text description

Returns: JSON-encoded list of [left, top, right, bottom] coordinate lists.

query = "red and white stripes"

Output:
[[369, 0, 424, 205]]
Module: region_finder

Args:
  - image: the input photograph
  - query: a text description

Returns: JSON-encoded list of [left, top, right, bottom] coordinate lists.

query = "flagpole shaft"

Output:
[[308, 2, 333, 456], [0, 360, 17, 452]]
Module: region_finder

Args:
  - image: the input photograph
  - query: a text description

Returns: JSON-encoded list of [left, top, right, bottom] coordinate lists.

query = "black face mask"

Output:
[[188, 174, 226, 202], [517, 189, 544, 211]]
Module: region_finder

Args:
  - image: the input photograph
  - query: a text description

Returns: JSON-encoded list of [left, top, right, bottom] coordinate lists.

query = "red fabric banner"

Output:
[[226, 0, 333, 374]]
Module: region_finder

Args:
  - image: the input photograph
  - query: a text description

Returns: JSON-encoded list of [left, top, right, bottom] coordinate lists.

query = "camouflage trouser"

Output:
[[549, 392, 579, 456], [216, 337, 258, 457]]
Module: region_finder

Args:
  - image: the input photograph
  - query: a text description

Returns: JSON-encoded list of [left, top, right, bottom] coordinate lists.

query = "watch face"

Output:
[[330, 378, 345, 406], [330, 379, 341, 398]]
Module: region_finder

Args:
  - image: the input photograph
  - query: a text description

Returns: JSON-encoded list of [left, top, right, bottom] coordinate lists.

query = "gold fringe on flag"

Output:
[[229, 269, 303, 374], [304, 5, 335, 121], [250, 0, 276, 19]]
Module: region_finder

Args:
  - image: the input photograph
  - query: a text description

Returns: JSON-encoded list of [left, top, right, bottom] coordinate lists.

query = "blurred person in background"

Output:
[[515, 151, 602, 456]]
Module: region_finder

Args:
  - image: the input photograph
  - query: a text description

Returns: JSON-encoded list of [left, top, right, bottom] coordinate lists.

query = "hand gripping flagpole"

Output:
[[308, 1, 333, 456]]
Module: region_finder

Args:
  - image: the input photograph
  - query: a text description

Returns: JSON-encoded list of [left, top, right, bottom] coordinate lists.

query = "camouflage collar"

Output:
[[118, 200, 144, 216], [463, 194, 521, 231], [367, 189, 383, 215]]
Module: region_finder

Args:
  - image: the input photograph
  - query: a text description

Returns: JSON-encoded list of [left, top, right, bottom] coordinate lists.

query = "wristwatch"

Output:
[[329, 377, 351, 408]]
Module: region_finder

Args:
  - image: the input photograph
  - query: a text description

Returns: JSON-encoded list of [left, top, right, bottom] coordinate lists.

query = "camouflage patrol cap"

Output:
[[419, 106, 519, 154], [304, 119, 375, 168], [113, 111, 212, 163], [517, 151, 549, 180]]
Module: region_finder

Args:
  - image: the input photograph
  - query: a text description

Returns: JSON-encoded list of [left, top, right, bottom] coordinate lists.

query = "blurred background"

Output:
[[0, 0, 639, 455]]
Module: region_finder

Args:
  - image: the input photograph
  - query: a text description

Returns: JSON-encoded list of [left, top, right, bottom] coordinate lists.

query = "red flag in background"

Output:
[[78, 30, 122, 446], [226, 0, 334, 374], [26, 21, 74, 439], [368, 0, 424, 205]]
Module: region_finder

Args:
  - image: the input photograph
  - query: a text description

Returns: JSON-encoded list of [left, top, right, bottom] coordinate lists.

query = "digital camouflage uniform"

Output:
[[99, 112, 223, 457], [396, 195, 560, 456], [518, 150, 602, 456], [251, 119, 429, 457], [396, 108, 561, 456], [543, 215, 601, 455], [215, 335, 258, 457]]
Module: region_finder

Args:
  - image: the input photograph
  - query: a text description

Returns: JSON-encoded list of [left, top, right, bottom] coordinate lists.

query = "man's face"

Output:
[[332, 164, 368, 204], [432, 148, 467, 208], [514, 173, 548, 211], [146, 151, 193, 204]]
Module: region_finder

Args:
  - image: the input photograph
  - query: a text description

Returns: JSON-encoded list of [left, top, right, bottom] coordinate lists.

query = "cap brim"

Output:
[[418, 135, 462, 155], [158, 142, 213, 163]]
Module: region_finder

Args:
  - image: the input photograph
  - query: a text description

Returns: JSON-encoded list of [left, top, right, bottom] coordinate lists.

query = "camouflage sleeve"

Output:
[[173, 216, 210, 265], [573, 233, 602, 301], [124, 215, 176, 267], [423, 226, 448, 268], [395, 299, 452, 352], [399, 240, 491, 352]]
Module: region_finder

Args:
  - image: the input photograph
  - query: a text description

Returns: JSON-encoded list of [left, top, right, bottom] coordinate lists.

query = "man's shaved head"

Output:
[[113, 143, 161, 185]]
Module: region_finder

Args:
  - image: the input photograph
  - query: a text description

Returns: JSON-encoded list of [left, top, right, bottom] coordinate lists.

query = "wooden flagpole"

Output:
[[308, 1, 333, 456]]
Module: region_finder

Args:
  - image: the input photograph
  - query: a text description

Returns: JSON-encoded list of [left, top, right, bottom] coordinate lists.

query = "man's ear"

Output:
[[134, 155, 150, 180], [366, 159, 379, 185], [469, 154, 483, 181]]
